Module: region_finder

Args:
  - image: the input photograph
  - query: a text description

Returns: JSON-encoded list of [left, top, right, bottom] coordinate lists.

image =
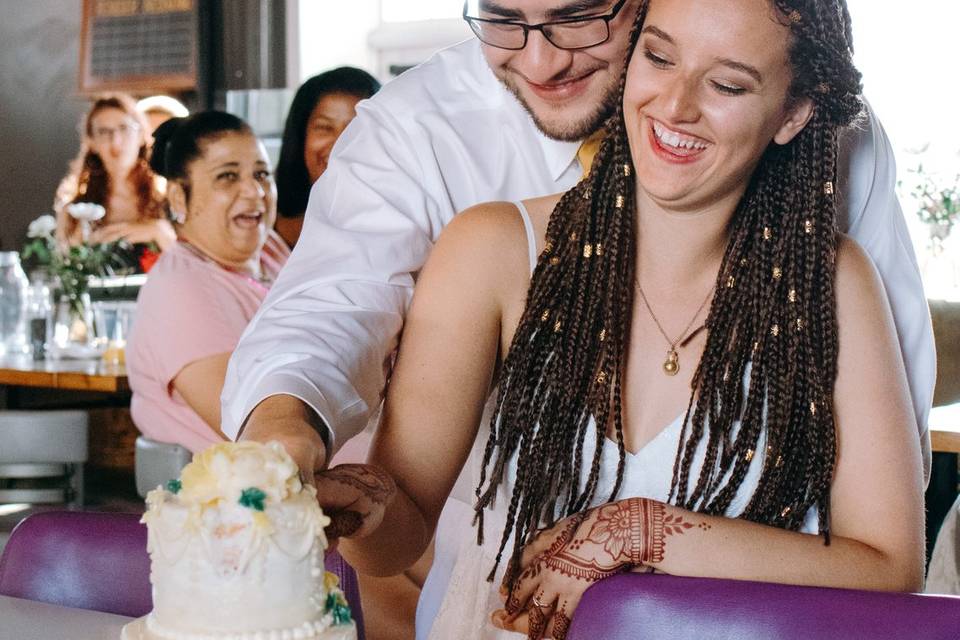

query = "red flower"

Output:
[[139, 247, 160, 273]]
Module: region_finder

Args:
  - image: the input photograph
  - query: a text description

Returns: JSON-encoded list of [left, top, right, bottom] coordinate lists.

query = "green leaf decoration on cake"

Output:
[[333, 602, 352, 625], [238, 487, 267, 511], [165, 479, 182, 494], [325, 591, 352, 625]]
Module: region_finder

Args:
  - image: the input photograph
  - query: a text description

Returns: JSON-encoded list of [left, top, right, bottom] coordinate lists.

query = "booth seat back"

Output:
[[0, 510, 366, 638], [0, 510, 151, 617], [568, 573, 960, 640]]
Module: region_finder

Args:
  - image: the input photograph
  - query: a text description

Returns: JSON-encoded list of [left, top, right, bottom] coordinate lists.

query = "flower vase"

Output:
[[50, 292, 96, 358], [928, 222, 953, 257]]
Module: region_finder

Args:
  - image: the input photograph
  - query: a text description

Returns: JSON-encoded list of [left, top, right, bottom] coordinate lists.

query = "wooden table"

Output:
[[0, 354, 134, 471], [0, 355, 127, 393], [930, 403, 960, 455]]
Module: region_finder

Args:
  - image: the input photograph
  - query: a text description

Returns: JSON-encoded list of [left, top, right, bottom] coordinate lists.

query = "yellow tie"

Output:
[[577, 129, 606, 178]]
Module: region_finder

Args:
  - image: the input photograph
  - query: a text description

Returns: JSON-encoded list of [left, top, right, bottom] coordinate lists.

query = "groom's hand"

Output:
[[239, 394, 328, 490]]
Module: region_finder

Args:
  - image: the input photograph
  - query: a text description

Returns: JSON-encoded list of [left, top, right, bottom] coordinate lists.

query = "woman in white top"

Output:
[[333, 0, 925, 638]]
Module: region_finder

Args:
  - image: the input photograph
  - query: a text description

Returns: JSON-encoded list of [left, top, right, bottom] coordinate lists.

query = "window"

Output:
[[847, 1, 960, 298], [297, 2, 960, 294], [380, 0, 461, 22]]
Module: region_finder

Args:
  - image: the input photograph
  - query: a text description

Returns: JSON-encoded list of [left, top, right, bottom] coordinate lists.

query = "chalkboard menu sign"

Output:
[[79, 0, 199, 93]]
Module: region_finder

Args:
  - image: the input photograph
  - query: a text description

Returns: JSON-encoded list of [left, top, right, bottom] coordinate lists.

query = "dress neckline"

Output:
[[603, 409, 685, 459], [177, 240, 272, 295]]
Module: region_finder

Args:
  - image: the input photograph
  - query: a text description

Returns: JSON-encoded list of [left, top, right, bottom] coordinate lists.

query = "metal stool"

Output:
[[0, 410, 88, 508], [134, 436, 192, 498]]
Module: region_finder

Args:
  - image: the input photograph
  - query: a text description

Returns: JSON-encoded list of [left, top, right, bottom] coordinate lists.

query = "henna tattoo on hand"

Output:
[[553, 602, 571, 640], [325, 510, 363, 538], [505, 591, 523, 616], [586, 498, 697, 565], [527, 599, 549, 640], [533, 499, 702, 586], [543, 550, 622, 582], [661, 512, 697, 537], [507, 500, 707, 630], [319, 464, 396, 505]]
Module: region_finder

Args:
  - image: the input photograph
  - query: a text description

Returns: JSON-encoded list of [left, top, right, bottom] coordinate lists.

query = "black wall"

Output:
[[0, 0, 288, 251], [0, 0, 87, 251]]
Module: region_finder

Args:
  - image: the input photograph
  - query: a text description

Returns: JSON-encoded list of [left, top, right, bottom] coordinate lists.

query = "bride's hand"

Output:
[[492, 498, 671, 639], [314, 464, 397, 541]]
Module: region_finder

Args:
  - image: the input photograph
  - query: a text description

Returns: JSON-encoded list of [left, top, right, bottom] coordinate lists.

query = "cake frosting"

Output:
[[124, 441, 356, 640]]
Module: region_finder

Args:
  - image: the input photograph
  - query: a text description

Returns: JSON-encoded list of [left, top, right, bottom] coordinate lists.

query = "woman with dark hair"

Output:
[[333, 0, 924, 638], [55, 94, 173, 255], [274, 66, 381, 247], [126, 111, 289, 452]]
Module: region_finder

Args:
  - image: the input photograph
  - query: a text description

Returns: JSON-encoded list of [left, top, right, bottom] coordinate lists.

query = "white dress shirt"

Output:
[[221, 38, 933, 480]]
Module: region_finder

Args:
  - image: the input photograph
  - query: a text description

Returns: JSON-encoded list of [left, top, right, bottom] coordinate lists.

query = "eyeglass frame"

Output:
[[90, 121, 141, 143], [462, 0, 630, 51]]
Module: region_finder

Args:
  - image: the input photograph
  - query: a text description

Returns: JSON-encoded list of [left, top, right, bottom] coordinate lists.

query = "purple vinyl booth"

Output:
[[0, 511, 366, 639], [568, 573, 960, 640]]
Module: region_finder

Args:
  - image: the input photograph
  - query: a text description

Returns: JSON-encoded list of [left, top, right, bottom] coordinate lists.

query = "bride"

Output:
[[331, 0, 925, 638]]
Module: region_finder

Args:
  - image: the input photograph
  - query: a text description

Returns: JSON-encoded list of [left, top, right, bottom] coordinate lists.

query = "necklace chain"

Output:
[[635, 278, 714, 376]]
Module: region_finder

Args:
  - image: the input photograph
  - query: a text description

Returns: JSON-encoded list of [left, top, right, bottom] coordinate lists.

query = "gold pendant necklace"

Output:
[[636, 279, 714, 376]]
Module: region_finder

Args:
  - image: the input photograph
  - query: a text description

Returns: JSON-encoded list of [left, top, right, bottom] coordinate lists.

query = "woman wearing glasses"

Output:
[[335, 0, 924, 638], [54, 94, 175, 260]]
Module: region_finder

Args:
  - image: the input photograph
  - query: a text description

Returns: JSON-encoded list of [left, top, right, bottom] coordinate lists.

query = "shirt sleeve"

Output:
[[220, 96, 448, 456], [839, 99, 935, 484]]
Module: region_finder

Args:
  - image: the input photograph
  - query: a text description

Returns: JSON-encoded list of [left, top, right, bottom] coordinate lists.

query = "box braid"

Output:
[[474, 0, 864, 584]]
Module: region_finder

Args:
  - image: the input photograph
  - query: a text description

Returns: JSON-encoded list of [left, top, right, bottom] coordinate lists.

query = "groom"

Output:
[[223, 0, 932, 598]]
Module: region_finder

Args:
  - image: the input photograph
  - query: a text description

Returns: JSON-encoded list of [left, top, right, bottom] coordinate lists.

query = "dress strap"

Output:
[[513, 201, 538, 276]]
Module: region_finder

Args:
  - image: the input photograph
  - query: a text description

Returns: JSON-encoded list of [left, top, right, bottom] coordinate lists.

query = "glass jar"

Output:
[[26, 280, 52, 360], [0, 251, 29, 357]]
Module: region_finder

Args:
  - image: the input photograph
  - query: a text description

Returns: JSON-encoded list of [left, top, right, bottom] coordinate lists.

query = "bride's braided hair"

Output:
[[473, 0, 864, 583]]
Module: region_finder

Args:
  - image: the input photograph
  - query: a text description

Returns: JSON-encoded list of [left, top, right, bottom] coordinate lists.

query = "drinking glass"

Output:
[[92, 301, 136, 364]]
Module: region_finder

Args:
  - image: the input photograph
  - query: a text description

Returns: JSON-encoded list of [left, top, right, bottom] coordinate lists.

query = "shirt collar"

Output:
[[539, 133, 582, 182], [503, 92, 583, 182]]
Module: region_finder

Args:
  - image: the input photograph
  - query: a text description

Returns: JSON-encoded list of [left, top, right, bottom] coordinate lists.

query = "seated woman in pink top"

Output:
[[127, 111, 289, 452]]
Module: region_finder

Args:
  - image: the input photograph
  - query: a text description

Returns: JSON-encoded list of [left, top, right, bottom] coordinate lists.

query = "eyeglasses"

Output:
[[463, 0, 628, 51], [91, 122, 140, 143]]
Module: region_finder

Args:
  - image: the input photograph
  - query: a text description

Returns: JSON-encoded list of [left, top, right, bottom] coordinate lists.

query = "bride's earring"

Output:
[[171, 210, 186, 224]]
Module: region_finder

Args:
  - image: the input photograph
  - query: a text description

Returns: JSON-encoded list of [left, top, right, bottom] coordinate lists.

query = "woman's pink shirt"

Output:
[[127, 232, 289, 453]]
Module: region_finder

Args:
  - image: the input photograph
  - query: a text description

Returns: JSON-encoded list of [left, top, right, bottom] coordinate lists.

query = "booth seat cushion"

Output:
[[568, 573, 960, 640]]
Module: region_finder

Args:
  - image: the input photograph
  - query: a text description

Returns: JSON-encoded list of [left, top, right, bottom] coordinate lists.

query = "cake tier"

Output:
[[146, 495, 329, 636]]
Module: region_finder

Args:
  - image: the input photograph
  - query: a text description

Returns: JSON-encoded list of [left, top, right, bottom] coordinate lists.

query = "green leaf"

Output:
[[238, 487, 267, 511], [332, 602, 353, 625]]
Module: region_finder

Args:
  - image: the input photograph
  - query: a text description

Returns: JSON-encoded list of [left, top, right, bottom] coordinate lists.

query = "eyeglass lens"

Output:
[[93, 123, 139, 141], [470, 19, 610, 50]]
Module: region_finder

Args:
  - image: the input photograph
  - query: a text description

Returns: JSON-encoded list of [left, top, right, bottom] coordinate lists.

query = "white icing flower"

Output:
[[66, 202, 106, 222], [27, 214, 57, 238], [178, 441, 304, 507]]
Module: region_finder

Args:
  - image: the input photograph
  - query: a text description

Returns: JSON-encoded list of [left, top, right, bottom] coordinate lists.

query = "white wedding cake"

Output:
[[122, 441, 356, 640]]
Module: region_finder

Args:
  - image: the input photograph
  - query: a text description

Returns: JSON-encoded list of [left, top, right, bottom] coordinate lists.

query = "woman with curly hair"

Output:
[[334, 0, 925, 638], [55, 94, 174, 258]]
